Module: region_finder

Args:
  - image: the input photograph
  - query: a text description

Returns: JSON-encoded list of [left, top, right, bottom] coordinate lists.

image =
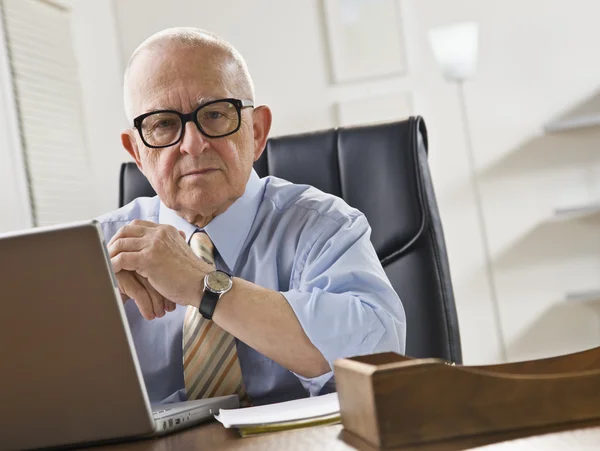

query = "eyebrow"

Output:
[[195, 95, 220, 106], [142, 96, 221, 115]]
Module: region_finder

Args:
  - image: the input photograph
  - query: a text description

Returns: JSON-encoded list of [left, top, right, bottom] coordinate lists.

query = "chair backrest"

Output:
[[118, 117, 462, 363]]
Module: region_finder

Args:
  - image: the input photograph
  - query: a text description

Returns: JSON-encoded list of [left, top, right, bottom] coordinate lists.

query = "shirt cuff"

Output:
[[281, 288, 386, 395], [294, 370, 334, 397]]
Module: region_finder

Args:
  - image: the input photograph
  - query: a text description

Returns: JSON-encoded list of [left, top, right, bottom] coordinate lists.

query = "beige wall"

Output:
[[71, 0, 600, 364]]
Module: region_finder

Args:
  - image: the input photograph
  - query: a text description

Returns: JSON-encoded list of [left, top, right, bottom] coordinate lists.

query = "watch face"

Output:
[[206, 270, 232, 293]]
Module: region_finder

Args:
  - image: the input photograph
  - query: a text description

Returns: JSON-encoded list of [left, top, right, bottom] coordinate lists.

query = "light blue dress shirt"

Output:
[[97, 169, 405, 405]]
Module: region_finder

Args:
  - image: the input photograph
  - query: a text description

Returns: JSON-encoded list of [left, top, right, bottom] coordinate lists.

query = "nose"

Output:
[[179, 121, 210, 156]]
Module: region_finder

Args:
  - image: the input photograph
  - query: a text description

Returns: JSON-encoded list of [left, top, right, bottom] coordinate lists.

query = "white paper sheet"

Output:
[[215, 393, 339, 428]]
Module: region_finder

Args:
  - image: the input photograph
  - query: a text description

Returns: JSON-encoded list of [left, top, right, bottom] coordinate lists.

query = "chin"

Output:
[[174, 189, 226, 215], [158, 178, 243, 217]]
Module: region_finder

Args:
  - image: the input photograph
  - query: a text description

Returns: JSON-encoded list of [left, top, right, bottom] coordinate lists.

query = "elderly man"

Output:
[[98, 27, 405, 406]]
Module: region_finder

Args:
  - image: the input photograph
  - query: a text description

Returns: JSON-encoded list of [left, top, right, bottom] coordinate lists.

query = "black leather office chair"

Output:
[[118, 117, 462, 363]]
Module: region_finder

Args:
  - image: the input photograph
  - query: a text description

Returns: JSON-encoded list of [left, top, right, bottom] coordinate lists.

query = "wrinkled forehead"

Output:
[[127, 46, 235, 115]]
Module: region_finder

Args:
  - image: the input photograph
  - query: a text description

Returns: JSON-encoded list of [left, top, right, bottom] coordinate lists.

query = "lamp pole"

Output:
[[456, 80, 507, 362]]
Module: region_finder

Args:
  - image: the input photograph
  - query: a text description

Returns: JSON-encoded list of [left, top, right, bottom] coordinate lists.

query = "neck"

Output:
[[191, 214, 215, 229], [180, 200, 234, 229]]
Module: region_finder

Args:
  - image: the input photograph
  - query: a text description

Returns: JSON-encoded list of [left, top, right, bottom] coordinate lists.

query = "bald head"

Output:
[[123, 27, 255, 123]]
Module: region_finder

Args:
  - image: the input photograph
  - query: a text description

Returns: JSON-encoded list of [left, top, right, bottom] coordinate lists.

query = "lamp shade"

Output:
[[428, 22, 479, 82]]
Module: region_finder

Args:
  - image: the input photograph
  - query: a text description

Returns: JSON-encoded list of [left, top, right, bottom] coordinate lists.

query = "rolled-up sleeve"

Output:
[[281, 213, 406, 396]]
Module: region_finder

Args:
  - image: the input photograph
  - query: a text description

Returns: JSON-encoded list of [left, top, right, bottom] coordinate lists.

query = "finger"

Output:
[[129, 219, 160, 228], [179, 230, 186, 239], [107, 220, 159, 246], [107, 224, 150, 247], [165, 300, 177, 312], [117, 272, 155, 320], [108, 237, 145, 258], [134, 273, 166, 318], [115, 271, 132, 300], [111, 252, 144, 274]]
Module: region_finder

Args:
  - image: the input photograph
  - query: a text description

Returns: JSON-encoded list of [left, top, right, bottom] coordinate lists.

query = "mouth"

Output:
[[181, 168, 219, 178]]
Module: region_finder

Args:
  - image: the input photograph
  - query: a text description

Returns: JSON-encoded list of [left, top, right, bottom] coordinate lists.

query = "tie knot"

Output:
[[190, 231, 215, 267]]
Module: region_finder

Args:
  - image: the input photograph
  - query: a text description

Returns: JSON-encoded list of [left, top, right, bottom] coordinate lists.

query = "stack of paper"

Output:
[[214, 393, 340, 437]]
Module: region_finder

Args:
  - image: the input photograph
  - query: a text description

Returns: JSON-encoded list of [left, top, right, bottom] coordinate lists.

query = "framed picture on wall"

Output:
[[336, 91, 413, 127], [323, 0, 407, 83]]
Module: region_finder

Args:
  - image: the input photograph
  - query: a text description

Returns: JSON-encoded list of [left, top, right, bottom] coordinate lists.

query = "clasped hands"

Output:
[[107, 220, 213, 320]]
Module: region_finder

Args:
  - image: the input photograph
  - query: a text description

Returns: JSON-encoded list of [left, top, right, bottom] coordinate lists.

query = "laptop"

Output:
[[0, 220, 239, 451]]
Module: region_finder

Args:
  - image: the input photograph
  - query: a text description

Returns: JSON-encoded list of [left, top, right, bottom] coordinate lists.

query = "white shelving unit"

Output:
[[544, 114, 600, 133], [553, 204, 600, 303], [565, 290, 600, 303], [552, 203, 600, 221], [543, 112, 600, 307]]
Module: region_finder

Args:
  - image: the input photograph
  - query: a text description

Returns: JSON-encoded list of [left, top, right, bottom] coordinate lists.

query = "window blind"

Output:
[[2, 0, 94, 226]]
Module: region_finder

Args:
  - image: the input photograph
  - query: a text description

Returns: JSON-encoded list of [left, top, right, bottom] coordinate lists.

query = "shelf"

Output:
[[544, 113, 600, 133], [551, 203, 600, 221], [565, 290, 600, 303]]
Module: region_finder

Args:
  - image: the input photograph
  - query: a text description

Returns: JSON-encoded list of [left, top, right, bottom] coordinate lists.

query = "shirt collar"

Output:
[[158, 169, 264, 272]]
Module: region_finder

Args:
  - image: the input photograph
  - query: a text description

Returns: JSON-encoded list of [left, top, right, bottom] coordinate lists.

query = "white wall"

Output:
[[71, 0, 129, 217], [0, 89, 31, 233], [72, 0, 600, 364], [416, 0, 600, 362], [0, 6, 32, 233]]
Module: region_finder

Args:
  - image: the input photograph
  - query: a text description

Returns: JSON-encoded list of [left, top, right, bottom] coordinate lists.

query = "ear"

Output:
[[251, 105, 272, 162], [121, 129, 144, 171]]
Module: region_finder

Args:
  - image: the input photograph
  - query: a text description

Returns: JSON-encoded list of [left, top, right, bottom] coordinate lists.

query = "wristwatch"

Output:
[[199, 270, 233, 320]]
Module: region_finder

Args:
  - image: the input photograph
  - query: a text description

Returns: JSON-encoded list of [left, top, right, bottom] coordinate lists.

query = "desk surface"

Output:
[[91, 421, 600, 451], [95, 422, 350, 451]]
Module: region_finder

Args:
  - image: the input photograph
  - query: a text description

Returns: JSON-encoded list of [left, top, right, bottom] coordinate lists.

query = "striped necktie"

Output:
[[182, 231, 249, 405]]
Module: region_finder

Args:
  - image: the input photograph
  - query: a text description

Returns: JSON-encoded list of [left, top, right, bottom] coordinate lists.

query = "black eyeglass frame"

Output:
[[133, 98, 254, 149]]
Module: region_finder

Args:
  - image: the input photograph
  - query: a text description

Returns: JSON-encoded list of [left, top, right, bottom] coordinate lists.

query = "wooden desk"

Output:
[[92, 422, 350, 451], [90, 421, 600, 451]]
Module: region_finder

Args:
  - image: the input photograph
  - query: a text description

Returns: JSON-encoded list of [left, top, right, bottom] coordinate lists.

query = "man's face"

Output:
[[124, 47, 259, 219]]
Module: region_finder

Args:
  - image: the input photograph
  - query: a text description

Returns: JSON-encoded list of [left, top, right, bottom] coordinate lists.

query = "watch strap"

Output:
[[199, 288, 220, 320]]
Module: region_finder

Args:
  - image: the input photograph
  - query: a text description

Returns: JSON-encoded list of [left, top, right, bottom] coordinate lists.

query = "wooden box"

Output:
[[334, 348, 600, 450]]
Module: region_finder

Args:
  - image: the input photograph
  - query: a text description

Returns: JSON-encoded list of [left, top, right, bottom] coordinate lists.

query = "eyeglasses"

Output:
[[133, 98, 254, 149]]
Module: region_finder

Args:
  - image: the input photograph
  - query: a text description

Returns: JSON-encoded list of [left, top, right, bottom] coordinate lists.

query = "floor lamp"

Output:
[[428, 22, 507, 361]]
